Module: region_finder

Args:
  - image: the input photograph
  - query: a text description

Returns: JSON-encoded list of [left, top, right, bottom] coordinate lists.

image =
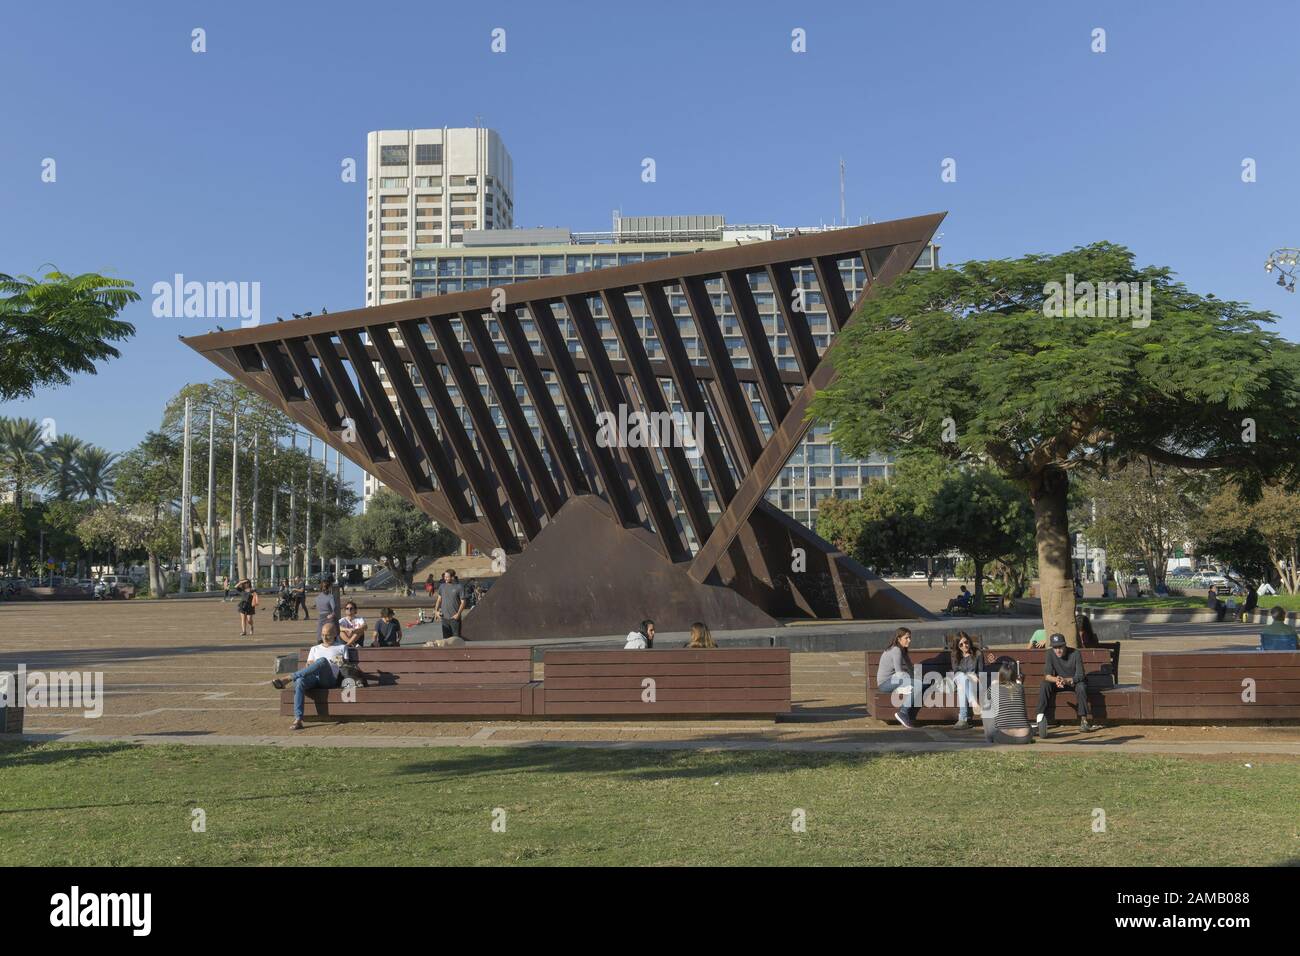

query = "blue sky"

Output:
[[2, 0, 1296, 495]]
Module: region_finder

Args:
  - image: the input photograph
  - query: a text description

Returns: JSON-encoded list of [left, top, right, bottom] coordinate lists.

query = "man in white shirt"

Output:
[[338, 601, 366, 647], [273, 624, 348, 730]]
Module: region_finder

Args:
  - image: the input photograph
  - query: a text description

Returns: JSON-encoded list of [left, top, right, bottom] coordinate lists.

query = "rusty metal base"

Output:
[[462, 495, 932, 642]]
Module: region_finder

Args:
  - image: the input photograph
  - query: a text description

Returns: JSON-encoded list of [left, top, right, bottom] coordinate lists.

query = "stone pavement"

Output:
[[2, 598, 1296, 758]]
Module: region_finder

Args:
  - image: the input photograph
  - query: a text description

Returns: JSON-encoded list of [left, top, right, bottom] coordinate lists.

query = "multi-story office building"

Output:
[[361, 214, 938, 541], [365, 127, 514, 307]]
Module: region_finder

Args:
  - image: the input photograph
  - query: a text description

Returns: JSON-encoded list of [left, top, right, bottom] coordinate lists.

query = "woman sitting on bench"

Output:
[[686, 621, 717, 649], [272, 623, 347, 731], [876, 627, 918, 728], [948, 631, 983, 729], [982, 660, 1032, 745]]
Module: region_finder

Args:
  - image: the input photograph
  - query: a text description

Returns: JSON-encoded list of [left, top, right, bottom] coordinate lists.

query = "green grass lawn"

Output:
[[2, 741, 1296, 866]]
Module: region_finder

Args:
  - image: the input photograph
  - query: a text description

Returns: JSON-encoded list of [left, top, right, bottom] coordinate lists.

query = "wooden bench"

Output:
[[1141, 650, 1300, 721], [538, 648, 791, 719], [280, 646, 539, 720], [866, 647, 1139, 722]]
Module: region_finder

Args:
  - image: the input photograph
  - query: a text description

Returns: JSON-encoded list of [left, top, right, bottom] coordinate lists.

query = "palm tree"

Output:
[[43, 433, 85, 500], [73, 445, 118, 500], [0, 417, 47, 506]]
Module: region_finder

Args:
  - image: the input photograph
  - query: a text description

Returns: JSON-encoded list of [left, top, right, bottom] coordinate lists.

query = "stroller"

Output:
[[271, 588, 298, 621]]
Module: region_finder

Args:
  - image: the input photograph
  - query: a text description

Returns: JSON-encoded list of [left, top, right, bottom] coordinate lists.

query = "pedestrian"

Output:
[[236, 579, 258, 636], [434, 569, 465, 639], [315, 577, 339, 633]]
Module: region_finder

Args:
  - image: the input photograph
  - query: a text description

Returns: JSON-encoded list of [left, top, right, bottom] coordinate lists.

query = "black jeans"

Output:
[[1037, 678, 1090, 719], [441, 618, 462, 639]]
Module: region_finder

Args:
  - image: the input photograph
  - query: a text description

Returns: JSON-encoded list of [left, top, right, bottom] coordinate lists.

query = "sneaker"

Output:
[[271, 678, 287, 690], [1036, 716, 1049, 739], [953, 719, 970, 730], [289, 719, 304, 731], [1080, 718, 1099, 733], [895, 710, 916, 729]]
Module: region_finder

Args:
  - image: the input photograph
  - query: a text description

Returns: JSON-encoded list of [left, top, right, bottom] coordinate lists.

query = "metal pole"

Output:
[[229, 412, 238, 586], [334, 447, 342, 581], [270, 441, 278, 589], [304, 435, 313, 582], [250, 433, 260, 588], [288, 433, 298, 581], [206, 407, 216, 591], [320, 440, 328, 577], [180, 397, 192, 594]]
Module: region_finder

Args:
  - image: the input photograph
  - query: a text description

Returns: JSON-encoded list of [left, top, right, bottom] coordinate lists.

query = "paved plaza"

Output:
[[2, 597, 1297, 758]]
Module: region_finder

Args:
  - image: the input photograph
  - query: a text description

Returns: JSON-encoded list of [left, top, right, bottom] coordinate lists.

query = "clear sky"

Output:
[[2, 0, 1296, 496]]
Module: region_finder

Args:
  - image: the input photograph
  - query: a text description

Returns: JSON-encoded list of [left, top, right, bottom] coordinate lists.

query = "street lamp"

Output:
[[1264, 248, 1299, 293]]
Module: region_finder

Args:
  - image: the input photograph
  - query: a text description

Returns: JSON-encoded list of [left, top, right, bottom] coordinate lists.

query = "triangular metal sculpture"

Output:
[[184, 212, 945, 639]]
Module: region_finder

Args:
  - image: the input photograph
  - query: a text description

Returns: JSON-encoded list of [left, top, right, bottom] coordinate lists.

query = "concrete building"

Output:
[[365, 127, 514, 307]]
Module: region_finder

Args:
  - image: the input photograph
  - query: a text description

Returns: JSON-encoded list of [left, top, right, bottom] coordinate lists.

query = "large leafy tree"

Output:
[[342, 489, 458, 590], [111, 431, 182, 595], [0, 270, 138, 400], [1201, 483, 1300, 593], [811, 242, 1300, 643], [1073, 458, 1205, 590], [930, 468, 1035, 604]]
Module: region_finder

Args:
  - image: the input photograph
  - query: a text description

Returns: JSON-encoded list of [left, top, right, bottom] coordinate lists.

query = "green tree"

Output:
[[0, 417, 47, 507], [1203, 482, 1300, 593], [811, 242, 1300, 643], [72, 445, 118, 500], [931, 468, 1035, 604], [43, 433, 85, 500], [0, 270, 138, 400], [1073, 459, 1204, 591], [112, 431, 181, 595], [344, 490, 457, 590]]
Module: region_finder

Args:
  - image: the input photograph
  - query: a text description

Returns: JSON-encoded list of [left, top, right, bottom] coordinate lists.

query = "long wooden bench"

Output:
[[866, 648, 1140, 722], [1141, 650, 1300, 721], [539, 648, 791, 718], [280, 646, 538, 720]]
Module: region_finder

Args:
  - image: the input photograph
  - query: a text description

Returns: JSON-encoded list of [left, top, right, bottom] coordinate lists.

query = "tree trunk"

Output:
[[1029, 465, 1078, 646], [147, 552, 165, 597], [972, 559, 985, 605]]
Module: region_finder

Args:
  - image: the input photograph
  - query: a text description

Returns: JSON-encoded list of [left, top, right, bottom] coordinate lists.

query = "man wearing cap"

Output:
[[1036, 633, 1100, 737]]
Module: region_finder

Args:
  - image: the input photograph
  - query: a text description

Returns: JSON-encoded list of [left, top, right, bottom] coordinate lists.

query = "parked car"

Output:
[[909, 571, 927, 579]]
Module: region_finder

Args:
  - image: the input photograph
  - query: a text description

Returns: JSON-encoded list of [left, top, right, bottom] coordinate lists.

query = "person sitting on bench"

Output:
[[338, 601, 366, 647], [877, 627, 918, 729], [944, 586, 973, 614], [982, 660, 1032, 745], [1260, 606, 1299, 649], [273, 623, 347, 731], [948, 631, 983, 729], [623, 619, 656, 649], [1036, 633, 1099, 737], [373, 607, 403, 647], [1028, 627, 1047, 649], [685, 621, 717, 649]]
